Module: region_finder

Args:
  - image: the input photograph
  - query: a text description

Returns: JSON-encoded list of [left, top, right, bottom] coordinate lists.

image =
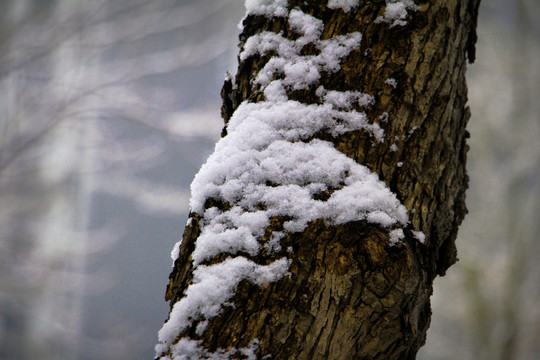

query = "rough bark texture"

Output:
[[162, 1, 479, 359]]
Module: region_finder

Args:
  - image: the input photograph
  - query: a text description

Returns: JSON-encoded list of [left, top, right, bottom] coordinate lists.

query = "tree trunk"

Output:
[[156, 1, 480, 359]]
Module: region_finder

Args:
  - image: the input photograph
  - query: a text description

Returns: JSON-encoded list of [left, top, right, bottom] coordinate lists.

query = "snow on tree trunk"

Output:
[[156, 0, 479, 359]]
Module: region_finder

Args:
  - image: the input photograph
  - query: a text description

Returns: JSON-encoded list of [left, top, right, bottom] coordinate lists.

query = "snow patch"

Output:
[[375, 0, 418, 28], [167, 338, 259, 360], [241, 10, 362, 91], [385, 78, 398, 89], [327, 0, 359, 12], [317, 86, 374, 110], [158, 257, 290, 346], [412, 230, 426, 244], [245, 0, 288, 17], [389, 228, 405, 245], [171, 241, 181, 263], [407, 125, 419, 138]]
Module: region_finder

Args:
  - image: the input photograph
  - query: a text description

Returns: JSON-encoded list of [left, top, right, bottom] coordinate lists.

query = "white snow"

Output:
[[264, 231, 284, 254], [189, 134, 408, 265], [195, 321, 208, 336], [241, 10, 362, 91], [245, 0, 288, 17], [385, 78, 398, 89], [379, 112, 389, 122], [157, 3, 425, 359], [317, 86, 374, 110], [170, 241, 181, 263], [412, 230, 426, 244], [408, 125, 419, 138], [158, 257, 290, 346], [327, 0, 359, 12], [375, 0, 418, 28], [389, 228, 405, 245], [165, 338, 259, 360]]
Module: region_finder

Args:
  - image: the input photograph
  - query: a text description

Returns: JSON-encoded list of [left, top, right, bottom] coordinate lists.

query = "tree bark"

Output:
[[158, 1, 480, 359]]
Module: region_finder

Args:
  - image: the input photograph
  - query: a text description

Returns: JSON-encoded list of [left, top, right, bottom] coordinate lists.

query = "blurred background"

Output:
[[0, 1, 537, 359]]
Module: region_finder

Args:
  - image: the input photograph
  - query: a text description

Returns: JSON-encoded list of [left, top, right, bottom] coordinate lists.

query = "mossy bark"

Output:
[[162, 1, 480, 359]]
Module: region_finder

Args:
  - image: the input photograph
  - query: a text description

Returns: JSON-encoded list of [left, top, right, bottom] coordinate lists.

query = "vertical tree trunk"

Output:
[[157, 1, 480, 359]]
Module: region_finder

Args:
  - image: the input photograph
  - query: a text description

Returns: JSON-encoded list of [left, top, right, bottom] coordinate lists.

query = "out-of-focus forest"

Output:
[[0, 1, 537, 359]]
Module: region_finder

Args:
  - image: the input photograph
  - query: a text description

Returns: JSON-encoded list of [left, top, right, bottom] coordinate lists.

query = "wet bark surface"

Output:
[[162, 1, 480, 359]]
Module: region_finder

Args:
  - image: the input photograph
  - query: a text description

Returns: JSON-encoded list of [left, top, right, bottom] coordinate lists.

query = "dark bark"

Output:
[[160, 1, 479, 359]]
